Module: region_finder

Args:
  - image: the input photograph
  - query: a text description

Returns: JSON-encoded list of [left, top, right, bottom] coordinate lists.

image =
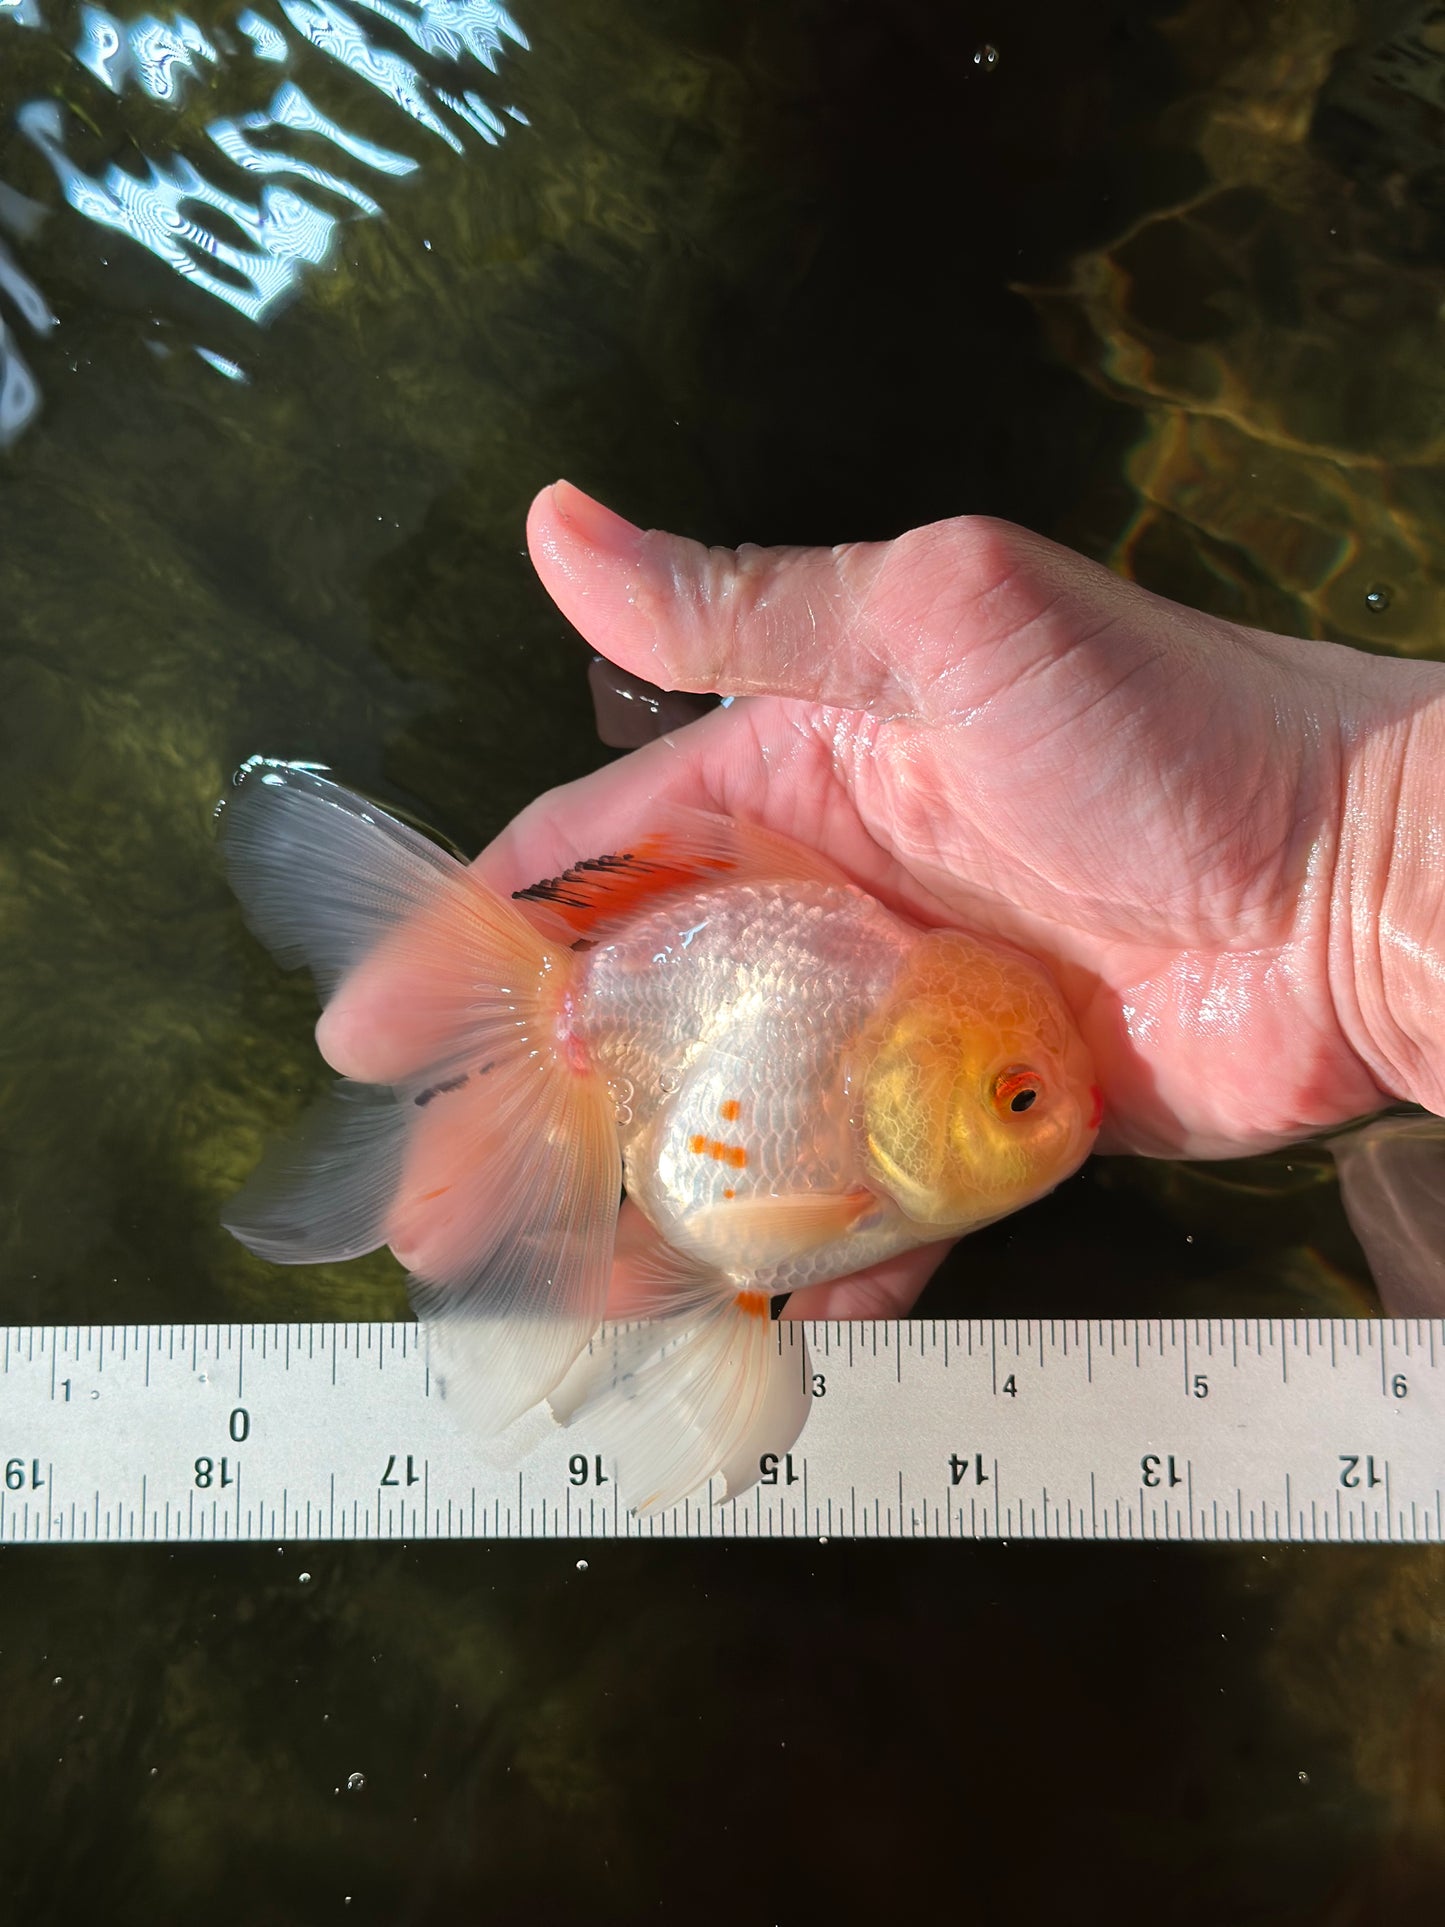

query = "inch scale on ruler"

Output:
[[1, 1318, 1442, 1545]]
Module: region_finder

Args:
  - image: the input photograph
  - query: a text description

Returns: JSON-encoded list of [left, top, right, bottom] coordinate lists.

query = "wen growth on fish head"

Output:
[[850, 931, 1100, 1233]]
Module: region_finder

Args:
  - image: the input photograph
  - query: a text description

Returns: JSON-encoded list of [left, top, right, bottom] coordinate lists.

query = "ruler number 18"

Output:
[[193, 1409, 250, 1488]]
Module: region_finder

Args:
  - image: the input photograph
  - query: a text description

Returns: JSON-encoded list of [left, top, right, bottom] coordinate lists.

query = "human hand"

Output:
[[322, 482, 1445, 1316]]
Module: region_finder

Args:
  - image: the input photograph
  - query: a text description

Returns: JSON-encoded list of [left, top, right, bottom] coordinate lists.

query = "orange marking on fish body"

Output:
[[688, 1134, 750, 1168], [734, 1290, 769, 1321], [418, 1187, 451, 1202], [719, 1099, 740, 1122], [723, 1188, 735, 1200]]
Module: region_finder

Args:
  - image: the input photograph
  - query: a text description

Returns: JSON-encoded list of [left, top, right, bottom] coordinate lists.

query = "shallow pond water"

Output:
[[2, 0, 1444, 1919]]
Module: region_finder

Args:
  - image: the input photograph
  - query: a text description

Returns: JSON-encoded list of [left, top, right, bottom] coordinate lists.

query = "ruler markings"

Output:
[[2, 1318, 1443, 1543]]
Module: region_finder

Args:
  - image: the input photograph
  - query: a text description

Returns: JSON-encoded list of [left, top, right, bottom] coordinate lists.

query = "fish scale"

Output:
[[577, 878, 910, 1278]]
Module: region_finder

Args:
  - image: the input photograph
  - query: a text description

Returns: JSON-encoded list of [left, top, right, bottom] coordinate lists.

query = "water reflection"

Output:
[[0, 233, 55, 445], [0, 0, 530, 431], [75, 6, 219, 99]]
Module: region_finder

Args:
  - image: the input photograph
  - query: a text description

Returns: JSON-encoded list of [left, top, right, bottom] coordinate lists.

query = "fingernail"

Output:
[[550, 480, 644, 562]]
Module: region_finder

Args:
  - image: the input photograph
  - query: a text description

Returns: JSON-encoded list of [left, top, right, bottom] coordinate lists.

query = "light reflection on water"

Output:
[[0, 0, 530, 430], [0, 233, 55, 444], [76, 6, 219, 98]]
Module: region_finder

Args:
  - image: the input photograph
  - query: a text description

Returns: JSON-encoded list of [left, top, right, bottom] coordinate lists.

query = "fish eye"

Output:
[[992, 1067, 1042, 1118]]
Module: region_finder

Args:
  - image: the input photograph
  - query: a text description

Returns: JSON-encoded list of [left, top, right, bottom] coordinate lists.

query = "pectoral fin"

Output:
[[677, 1188, 878, 1273]]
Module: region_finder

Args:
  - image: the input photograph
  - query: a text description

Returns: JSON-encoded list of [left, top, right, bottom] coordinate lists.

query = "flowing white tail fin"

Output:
[[218, 762, 621, 1431]]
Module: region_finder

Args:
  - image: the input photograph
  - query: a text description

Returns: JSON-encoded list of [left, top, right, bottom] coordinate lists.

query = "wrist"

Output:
[[1332, 658, 1445, 1113]]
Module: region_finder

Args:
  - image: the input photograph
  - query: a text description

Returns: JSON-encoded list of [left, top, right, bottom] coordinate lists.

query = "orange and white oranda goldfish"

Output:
[[219, 761, 1101, 1511]]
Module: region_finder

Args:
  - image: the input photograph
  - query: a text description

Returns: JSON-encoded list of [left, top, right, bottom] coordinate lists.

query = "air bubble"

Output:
[[658, 1068, 682, 1096], [299, 1572, 311, 1584], [973, 43, 999, 70], [1364, 583, 1392, 613], [576, 1559, 588, 1572], [347, 1772, 366, 1792]]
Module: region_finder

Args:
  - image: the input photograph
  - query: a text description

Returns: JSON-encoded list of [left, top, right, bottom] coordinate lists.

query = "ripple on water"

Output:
[[0, 0, 531, 435]]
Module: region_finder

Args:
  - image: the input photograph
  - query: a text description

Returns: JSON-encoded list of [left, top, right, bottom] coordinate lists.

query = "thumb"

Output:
[[526, 480, 1098, 720]]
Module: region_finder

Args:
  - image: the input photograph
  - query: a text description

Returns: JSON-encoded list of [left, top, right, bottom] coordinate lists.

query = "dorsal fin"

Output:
[[511, 809, 857, 941]]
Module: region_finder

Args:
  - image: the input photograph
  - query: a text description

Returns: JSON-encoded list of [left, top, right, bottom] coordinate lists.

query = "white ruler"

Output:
[[2, 1319, 1441, 1544]]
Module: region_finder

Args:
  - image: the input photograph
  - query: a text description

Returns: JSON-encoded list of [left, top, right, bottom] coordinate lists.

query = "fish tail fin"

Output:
[[548, 1222, 812, 1516], [217, 760, 620, 1430], [1331, 1112, 1445, 1316]]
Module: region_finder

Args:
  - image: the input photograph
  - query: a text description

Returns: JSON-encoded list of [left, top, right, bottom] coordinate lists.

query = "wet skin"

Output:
[[319, 481, 1445, 1318]]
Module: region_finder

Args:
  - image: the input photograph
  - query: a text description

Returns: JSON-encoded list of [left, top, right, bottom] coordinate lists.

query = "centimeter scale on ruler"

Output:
[[1, 1318, 1442, 1545]]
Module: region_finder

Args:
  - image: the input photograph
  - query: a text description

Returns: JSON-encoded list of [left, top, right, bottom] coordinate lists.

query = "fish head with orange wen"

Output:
[[848, 930, 1100, 1234]]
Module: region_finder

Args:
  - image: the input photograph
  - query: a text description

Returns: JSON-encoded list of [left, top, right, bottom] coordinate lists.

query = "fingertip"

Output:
[[526, 479, 645, 583], [315, 999, 370, 1080], [316, 977, 435, 1084], [526, 480, 660, 668], [780, 1241, 952, 1320]]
